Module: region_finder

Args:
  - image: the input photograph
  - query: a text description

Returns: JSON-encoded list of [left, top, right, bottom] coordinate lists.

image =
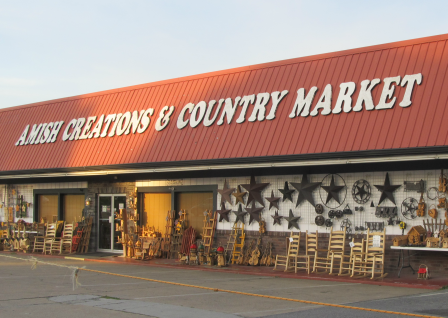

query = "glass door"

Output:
[[97, 194, 126, 252]]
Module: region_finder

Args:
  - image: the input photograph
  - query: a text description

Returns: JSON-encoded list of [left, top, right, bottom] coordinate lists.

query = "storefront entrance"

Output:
[[97, 194, 126, 252]]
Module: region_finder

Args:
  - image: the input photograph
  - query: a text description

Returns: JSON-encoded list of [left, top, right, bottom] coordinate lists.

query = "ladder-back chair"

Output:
[[338, 238, 365, 276], [32, 223, 46, 253], [313, 227, 346, 275], [51, 222, 74, 254], [295, 230, 318, 274], [351, 228, 388, 279], [273, 232, 300, 272], [43, 223, 57, 254]]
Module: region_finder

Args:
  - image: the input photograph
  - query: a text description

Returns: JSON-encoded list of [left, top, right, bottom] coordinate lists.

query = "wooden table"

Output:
[[390, 246, 448, 277]]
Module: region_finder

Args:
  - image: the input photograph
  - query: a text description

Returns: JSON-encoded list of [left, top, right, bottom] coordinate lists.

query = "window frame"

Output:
[[33, 188, 88, 222], [138, 185, 218, 226]]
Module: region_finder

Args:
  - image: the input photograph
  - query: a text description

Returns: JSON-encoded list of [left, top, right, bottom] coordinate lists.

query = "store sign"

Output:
[[15, 73, 422, 146]]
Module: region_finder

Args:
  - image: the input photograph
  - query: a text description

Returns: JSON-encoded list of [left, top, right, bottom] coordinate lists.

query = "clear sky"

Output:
[[0, 0, 447, 109]]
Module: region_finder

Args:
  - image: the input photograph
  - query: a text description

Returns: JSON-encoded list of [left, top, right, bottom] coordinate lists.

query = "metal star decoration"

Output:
[[232, 185, 247, 205], [271, 210, 283, 225], [321, 175, 345, 204], [284, 209, 300, 229], [216, 202, 232, 222], [374, 173, 401, 205], [240, 176, 269, 206], [290, 174, 321, 207], [218, 179, 235, 205], [233, 204, 247, 224], [352, 179, 371, 204], [245, 201, 264, 224], [279, 181, 295, 203], [265, 190, 281, 210]]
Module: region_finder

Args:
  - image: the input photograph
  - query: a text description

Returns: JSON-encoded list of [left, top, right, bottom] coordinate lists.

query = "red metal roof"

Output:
[[2, 33, 448, 173]]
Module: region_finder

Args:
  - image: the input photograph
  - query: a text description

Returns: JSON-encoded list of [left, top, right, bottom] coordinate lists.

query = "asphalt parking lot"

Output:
[[0, 254, 447, 318]]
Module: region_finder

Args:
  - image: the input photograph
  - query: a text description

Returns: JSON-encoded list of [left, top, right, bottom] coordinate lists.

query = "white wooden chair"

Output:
[[273, 232, 300, 272], [338, 238, 365, 276], [351, 228, 388, 280], [313, 227, 346, 275]]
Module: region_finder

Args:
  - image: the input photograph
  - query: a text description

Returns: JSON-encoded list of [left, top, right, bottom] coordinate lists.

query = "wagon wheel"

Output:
[[315, 215, 325, 226], [315, 204, 324, 214], [401, 197, 418, 220]]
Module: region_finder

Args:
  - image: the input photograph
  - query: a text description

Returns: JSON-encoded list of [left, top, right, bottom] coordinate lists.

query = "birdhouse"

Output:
[[439, 229, 448, 239], [407, 226, 426, 245], [426, 237, 439, 248], [392, 235, 408, 246], [442, 238, 448, 248]]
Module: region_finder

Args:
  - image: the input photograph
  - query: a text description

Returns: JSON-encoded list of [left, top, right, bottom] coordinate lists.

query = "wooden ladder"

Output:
[[230, 223, 245, 264], [170, 210, 187, 258], [79, 217, 93, 253], [201, 210, 217, 254], [162, 210, 174, 258]]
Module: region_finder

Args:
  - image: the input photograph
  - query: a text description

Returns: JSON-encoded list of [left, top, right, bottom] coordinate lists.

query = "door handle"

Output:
[[109, 216, 113, 223]]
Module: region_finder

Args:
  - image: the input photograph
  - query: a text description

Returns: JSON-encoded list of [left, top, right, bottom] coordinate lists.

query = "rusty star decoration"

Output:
[[265, 190, 281, 210], [279, 181, 295, 203], [321, 175, 345, 204], [218, 179, 235, 205], [232, 185, 247, 205], [290, 174, 322, 207], [241, 176, 269, 207], [271, 210, 283, 225], [374, 173, 401, 205], [284, 209, 300, 230], [216, 202, 232, 222], [245, 201, 264, 224], [233, 204, 248, 224]]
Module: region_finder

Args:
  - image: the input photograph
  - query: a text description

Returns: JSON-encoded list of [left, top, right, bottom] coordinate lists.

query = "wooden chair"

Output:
[[351, 228, 388, 280], [273, 232, 300, 272], [295, 230, 318, 274], [338, 238, 365, 276], [43, 223, 57, 254], [313, 227, 346, 275], [32, 223, 46, 253], [51, 222, 74, 254]]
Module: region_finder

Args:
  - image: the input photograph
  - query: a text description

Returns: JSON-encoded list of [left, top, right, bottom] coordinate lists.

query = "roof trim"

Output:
[[1, 146, 448, 178], [3, 33, 448, 112]]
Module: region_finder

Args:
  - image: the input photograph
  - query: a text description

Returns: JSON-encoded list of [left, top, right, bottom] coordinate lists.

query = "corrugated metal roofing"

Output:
[[2, 33, 448, 173]]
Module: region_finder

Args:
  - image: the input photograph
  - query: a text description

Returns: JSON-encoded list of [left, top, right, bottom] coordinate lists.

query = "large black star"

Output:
[[241, 176, 269, 207], [321, 175, 345, 204], [290, 174, 321, 207], [218, 179, 235, 205], [355, 184, 368, 201], [216, 202, 232, 222], [232, 185, 247, 205], [279, 182, 295, 203], [284, 209, 300, 230], [265, 190, 281, 210], [374, 173, 401, 205], [233, 204, 247, 224], [271, 210, 283, 225], [245, 201, 264, 224]]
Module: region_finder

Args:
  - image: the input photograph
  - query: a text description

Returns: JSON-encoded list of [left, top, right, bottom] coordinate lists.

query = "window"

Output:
[[175, 192, 213, 234], [38, 194, 58, 223], [63, 194, 85, 223], [143, 193, 171, 235]]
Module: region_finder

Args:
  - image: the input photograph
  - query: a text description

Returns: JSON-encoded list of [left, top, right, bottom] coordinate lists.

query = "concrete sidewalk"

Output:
[[4, 251, 447, 290]]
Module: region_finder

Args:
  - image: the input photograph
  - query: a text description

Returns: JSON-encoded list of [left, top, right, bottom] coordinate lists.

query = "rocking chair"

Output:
[[273, 232, 300, 272]]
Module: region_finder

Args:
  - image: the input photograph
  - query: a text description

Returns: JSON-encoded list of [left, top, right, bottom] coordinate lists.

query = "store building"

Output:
[[2, 33, 448, 274]]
